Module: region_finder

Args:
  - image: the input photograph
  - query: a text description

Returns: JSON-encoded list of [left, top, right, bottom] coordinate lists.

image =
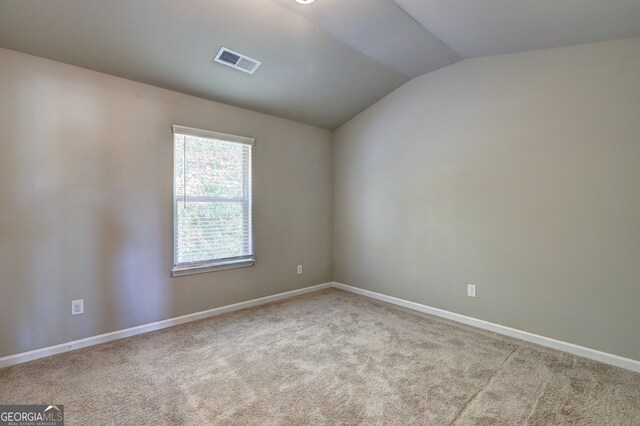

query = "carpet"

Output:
[[0, 288, 638, 425]]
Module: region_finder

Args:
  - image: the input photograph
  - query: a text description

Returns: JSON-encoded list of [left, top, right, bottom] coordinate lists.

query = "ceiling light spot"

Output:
[[295, 0, 315, 4]]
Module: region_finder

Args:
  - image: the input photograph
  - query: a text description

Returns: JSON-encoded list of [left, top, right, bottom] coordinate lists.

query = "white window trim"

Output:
[[172, 258, 255, 277], [171, 124, 255, 277], [171, 125, 254, 146]]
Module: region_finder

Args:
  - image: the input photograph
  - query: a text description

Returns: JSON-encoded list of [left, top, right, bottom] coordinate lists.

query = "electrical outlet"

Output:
[[467, 284, 476, 298], [297, 265, 303, 275], [72, 299, 84, 315]]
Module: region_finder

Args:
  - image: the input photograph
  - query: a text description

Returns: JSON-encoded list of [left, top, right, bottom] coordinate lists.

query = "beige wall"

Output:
[[0, 48, 333, 358], [334, 38, 640, 360], [2, 37, 640, 362]]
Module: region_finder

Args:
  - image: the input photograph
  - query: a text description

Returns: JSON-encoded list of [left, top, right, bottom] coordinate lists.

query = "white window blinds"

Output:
[[172, 125, 254, 276]]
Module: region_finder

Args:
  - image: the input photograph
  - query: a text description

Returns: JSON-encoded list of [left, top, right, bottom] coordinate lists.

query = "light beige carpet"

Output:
[[1, 288, 639, 425]]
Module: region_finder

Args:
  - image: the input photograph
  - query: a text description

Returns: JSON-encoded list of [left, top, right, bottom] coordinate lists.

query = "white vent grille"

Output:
[[214, 47, 261, 74]]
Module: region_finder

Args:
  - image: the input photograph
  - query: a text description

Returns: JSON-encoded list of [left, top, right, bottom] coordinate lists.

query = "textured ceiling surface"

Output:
[[1, 0, 638, 129]]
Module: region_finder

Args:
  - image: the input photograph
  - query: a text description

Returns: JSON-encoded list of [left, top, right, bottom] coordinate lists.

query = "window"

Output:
[[172, 125, 254, 276]]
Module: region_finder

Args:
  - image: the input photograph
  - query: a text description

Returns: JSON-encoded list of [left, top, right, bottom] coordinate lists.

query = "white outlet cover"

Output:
[[297, 265, 303, 275], [467, 284, 477, 298], [72, 299, 84, 315]]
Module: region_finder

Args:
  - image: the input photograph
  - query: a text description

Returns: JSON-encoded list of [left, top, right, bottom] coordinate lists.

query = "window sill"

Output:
[[172, 259, 255, 277]]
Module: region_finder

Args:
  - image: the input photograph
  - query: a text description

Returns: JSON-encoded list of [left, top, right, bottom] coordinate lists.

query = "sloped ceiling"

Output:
[[394, 0, 640, 58], [0, 0, 409, 129], [1, 0, 639, 129], [272, 0, 460, 78]]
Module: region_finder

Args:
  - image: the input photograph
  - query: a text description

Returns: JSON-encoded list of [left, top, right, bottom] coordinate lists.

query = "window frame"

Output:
[[171, 124, 255, 277]]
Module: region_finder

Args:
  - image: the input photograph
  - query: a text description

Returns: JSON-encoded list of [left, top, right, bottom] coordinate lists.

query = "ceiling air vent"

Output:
[[214, 47, 262, 75]]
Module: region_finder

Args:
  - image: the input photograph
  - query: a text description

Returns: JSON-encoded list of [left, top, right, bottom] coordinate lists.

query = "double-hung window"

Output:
[[172, 125, 254, 276]]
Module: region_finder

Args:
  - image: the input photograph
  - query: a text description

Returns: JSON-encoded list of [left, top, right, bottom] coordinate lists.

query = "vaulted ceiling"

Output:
[[1, 0, 639, 129]]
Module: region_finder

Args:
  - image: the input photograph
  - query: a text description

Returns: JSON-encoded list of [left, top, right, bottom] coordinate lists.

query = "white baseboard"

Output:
[[332, 282, 640, 373], [3, 281, 639, 374], [0, 282, 333, 369]]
